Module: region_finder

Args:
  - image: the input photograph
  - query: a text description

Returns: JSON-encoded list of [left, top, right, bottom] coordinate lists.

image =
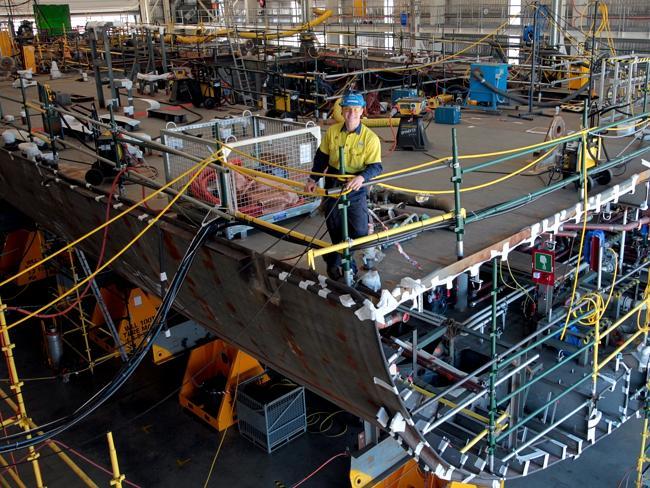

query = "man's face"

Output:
[[342, 106, 363, 131]]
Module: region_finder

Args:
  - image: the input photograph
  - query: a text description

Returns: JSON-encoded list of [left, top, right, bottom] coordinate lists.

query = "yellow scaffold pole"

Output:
[[0, 298, 43, 488], [107, 432, 125, 488], [636, 383, 650, 488]]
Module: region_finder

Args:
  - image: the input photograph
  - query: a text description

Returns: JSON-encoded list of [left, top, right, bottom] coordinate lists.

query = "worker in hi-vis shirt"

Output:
[[305, 92, 383, 280]]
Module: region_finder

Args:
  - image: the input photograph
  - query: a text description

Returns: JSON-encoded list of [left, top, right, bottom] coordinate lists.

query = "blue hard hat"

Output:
[[340, 92, 366, 108]]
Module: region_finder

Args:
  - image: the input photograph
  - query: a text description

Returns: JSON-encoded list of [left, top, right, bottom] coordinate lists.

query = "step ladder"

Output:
[[225, 29, 254, 106], [223, 4, 254, 107]]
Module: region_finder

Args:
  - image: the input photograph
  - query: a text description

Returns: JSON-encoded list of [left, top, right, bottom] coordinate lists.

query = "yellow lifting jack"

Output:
[[90, 285, 159, 354], [0, 230, 51, 286]]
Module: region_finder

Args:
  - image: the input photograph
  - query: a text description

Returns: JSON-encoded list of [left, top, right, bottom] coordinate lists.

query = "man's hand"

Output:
[[304, 180, 318, 193], [345, 175, 365, 192]]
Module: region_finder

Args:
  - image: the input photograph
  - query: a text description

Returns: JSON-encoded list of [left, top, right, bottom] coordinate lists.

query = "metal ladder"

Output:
[[224, 5, 254, 106], [74, 249, 128, 361]]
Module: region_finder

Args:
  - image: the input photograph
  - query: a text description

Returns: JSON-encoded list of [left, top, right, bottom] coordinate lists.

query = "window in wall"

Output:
[[508, 0, 521, 64], [384, 0, 393, 26]]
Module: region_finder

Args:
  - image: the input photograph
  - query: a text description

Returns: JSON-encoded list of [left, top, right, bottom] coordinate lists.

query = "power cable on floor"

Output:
[[56, 440, 145, 488], [288, 451, 349, 488]]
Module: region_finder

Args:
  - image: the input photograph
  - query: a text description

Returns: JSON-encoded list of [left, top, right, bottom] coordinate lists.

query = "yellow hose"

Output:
[[330, 98, 400, 127], [170, 8, 332, 44]]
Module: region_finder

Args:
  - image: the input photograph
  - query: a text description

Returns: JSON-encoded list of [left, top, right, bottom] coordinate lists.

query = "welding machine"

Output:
[[396, 98, 426, 116], [560, 137, 612, 190], [395, 97, 430, 151]]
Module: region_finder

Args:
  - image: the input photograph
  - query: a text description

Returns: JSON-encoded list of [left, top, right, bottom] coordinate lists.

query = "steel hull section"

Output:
[[0, 153, 478, 481]]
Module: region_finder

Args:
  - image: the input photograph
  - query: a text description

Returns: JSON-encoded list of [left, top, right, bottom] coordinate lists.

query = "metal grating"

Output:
[[161, 115, 321, 238], [237, 377, 306, 454], [174, 115, 306, 142], [223, 129, 319, 219]]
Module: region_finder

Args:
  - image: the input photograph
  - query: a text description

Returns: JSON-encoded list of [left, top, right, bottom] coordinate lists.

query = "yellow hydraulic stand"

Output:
[[0, 31, 13, 57], [179, 339, 264, 431], [21, 45, 36, 72], [351, 458, 442, 487], [90, 285, 159, 354], [351, 437, 503, 488], [0, 230, 50, 285]]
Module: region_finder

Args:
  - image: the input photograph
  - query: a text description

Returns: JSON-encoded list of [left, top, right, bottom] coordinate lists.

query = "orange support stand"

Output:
[[0, 230, 50, 285], [22, 45, 36, 73], [179, 339, 264, 431], [90, 286, 159, 354]]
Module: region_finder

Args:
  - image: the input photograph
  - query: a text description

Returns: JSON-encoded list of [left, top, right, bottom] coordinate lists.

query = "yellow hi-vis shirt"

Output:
[[319, 122, 382, 174]]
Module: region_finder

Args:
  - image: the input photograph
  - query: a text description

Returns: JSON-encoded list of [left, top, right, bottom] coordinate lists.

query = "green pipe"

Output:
[[463, 111, 650, 175], [497, 340, 593, 407], [496, 373, 592, 442], [18, 74, 33, 143], [581, 99, 589, 190], [452, 128, 464, 260], [466, 144, 650, 225], [488, 257, 498, 471], [339, 146, 353, 286], [643, 61, 650, 112], [497, 311, 591, 367]]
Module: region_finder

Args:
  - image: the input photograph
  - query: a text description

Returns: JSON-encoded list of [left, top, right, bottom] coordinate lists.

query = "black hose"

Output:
[[0, 219, 223, 452]]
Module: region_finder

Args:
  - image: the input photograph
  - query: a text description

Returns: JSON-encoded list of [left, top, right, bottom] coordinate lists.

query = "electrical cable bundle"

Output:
[[0, 219, 222, 453]]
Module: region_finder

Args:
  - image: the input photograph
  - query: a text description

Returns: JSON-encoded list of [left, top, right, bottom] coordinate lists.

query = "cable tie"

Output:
[[339, 294, 355, 307], [434, 464, 454, 481], [69, 185, 77, 190], [414, 442, 424, 457], [594, 193, 602, 212], [376, 407, 389, 428], [317, 288, 330, 298], [113, 203, 123, 209], [389, 412, 406, 434], [137, 214, 148, 221], [298, 280, 315, 290], [94, 195, 104, 202], [574, 202, 582, 223]]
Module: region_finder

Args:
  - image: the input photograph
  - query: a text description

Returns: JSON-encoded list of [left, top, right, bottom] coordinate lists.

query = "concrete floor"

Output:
[[0, 72, 648, 487]]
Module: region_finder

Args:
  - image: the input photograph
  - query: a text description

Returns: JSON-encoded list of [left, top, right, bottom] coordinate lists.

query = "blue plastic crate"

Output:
[[435, 106, 461, 125]]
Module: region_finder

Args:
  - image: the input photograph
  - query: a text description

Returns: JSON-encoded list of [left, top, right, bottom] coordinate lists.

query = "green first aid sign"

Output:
[[532, 250, 555, 285], [534, 252, 553, 273]]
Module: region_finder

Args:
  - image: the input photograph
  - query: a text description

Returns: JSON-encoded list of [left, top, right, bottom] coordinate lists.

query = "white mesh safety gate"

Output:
[[161, 114, 321, 239]]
